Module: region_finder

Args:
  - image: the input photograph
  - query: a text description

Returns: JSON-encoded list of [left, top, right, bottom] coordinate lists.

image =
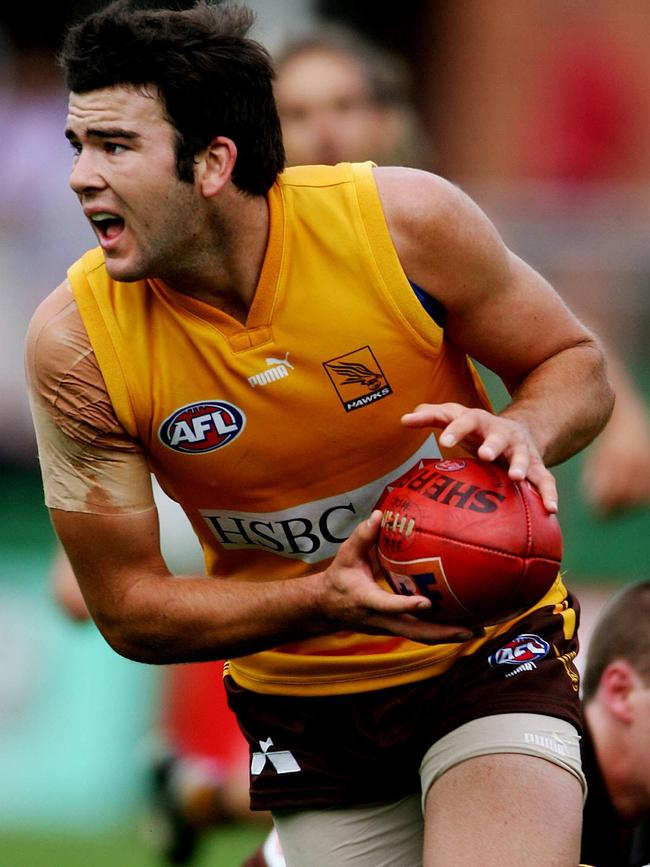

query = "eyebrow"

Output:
[[65, 128, 142, 142]]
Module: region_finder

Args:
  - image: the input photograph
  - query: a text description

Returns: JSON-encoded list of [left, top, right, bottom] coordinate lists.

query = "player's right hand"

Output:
[[315, 511, 478, 644]]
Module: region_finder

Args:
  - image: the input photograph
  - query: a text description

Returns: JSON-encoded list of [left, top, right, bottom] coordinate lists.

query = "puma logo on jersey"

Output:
[[248, 352, 293, 388]]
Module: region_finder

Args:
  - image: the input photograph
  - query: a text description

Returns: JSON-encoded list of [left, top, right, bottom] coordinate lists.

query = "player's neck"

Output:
[[165, 191, 270, 322]]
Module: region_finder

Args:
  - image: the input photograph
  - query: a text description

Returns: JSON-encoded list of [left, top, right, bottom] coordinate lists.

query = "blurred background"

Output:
[[1, 0, 649, 864]]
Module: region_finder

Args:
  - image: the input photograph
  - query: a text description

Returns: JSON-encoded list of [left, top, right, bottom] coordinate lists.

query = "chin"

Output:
[[103, 255, 149, 284]]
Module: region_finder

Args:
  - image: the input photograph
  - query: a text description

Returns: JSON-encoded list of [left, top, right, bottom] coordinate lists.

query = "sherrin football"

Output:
[[375, 457, 562, 626]]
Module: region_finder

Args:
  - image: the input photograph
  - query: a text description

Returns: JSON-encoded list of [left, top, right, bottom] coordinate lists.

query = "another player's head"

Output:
[[582, 580, 650, 819], [582, 581, 650, 703], [60, 0, 285, 196], [273, 28, 428, 169]]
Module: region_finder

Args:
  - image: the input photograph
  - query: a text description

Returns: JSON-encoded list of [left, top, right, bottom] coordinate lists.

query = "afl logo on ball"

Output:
[[488, 634, 550, 667], [434, 459, 467, 472], [159, 400, 246, 454]]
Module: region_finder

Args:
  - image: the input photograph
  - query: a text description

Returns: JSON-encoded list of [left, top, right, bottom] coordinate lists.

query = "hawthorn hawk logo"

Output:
[[323, 346, 392, 412]]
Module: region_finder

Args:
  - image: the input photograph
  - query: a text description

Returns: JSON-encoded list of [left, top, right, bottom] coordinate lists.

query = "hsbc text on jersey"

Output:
[[159, 400, 246, 453], [200, 434, 442, 563]]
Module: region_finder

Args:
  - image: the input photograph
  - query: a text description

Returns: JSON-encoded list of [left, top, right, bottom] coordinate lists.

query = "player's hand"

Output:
[[316, 511, 478, 644], [582, 406, 650, 515], [402, 402, 558, 513]]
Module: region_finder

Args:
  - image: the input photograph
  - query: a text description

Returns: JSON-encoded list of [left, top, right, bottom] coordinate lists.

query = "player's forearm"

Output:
[[54, 506, 469, 665], [501, 338, 614, 467], [96, 570, 330, 664]]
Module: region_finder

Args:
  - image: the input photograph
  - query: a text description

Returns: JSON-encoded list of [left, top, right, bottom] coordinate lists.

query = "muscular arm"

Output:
[[51, 506, 478, 663], [376, 167, 614, 505]]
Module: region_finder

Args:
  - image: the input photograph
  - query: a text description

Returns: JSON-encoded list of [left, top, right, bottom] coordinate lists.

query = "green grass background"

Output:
[[0, 824, 268, 867]]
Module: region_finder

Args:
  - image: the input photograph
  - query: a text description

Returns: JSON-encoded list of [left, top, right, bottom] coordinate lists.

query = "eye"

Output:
[[68, 140, 82, 157], [104, 142, 128, 155]]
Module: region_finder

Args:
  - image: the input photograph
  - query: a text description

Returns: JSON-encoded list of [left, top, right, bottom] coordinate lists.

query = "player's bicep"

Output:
[[376, 168, 596, 390], [444, 251, 595, 393]]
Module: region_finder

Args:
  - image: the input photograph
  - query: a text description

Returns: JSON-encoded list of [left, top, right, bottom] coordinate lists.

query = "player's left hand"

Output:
[[402, 402, 558, 513]]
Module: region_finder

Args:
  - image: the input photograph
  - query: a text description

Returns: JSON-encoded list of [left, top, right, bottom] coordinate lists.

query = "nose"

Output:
[[69, 149, 106, 195]]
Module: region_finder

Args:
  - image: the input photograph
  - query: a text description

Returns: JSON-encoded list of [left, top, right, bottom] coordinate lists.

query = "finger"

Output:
[[525, 463, 558, 513], [500, 440, 532, 479], [366, 587, 433, 615], [476, 431, 512, 464], [368, 613, 478, 644], [338, 510, 382, 565], [401, 402, 464, 429], [438, 408, 489, 449]]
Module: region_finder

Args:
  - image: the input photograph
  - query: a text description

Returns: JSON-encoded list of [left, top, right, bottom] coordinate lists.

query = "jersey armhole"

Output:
[[350, 162, 446, 351], [68, 254, 140, 439]]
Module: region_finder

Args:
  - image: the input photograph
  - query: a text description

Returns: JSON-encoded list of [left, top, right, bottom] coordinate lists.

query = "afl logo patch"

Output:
[[434, 459, 466, 472], [488, 634, 550, 668], [159, 400, 245, 454]]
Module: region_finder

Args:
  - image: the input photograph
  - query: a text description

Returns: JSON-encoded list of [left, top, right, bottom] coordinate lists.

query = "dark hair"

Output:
[[582, 580, 650, 702], [60, 0, 285, 195]]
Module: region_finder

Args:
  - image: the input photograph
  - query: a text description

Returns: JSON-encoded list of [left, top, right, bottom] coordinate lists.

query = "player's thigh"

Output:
[[423, 752, 583, 867], [273, 794, 424, 867]]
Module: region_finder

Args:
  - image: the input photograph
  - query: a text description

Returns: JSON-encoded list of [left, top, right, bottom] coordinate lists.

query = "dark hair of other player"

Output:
[[59, 0, 285, 195], [582, 580, 650, 702]]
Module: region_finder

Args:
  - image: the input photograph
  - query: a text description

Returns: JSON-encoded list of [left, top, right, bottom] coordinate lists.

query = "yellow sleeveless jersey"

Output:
[[69, 162, 569, 696]]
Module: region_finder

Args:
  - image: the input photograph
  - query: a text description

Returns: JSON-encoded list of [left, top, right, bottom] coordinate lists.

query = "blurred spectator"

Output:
[[273, 27, 434, 170], [581, 580, 650, 866], [0, 24, 89, 465], [525, 18, 639, 186]]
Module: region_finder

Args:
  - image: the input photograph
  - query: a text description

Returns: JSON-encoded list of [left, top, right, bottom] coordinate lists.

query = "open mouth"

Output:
[[90, 211, 125, 242]]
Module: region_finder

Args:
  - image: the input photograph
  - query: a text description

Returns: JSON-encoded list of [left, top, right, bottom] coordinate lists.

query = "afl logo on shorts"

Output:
[[159, 400, 246, 454], [488, 634, 550, 668]]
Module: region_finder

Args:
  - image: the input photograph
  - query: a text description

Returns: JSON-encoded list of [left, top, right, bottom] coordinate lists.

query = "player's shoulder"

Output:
[[373, 166, 508, 298], [25, 280, 91, 392], [373, 166, 491, 233]]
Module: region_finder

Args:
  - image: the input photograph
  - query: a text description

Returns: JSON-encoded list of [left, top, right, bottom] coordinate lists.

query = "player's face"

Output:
[[66, 85, 202, 283], [630, 677, 650, 814], [275, 48, 392, 167]]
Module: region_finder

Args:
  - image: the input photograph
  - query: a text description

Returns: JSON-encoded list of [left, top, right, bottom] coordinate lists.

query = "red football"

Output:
[[375, 457, 562, 626]]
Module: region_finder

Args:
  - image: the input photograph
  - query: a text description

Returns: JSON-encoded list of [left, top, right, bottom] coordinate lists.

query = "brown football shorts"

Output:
[[225, 594, 581, 812]]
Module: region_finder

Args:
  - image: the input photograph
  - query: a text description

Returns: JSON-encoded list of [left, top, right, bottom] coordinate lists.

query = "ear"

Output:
[[195, 136, 238, 198], [599, 659, 636, 724]]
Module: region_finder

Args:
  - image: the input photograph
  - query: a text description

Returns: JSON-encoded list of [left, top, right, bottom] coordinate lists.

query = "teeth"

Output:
[[90, 212, 118, 221]]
